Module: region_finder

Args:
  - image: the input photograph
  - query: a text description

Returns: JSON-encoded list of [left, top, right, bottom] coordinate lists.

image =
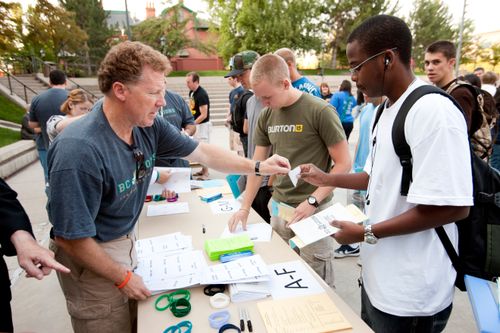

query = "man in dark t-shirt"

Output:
[[47, 41, 290, 333], [186, 71, 211, 178], [155, 90, 196, 167], [28, 69, 67, 182]]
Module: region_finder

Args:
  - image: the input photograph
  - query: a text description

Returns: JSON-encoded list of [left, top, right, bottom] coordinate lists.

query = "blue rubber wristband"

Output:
[[208, 310, 231, 329]]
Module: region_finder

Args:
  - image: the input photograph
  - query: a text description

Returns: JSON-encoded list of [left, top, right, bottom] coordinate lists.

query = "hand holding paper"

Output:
[[298, 163, 332, 187], [330, 220, 365, 244], [259, 154, 291, 175]]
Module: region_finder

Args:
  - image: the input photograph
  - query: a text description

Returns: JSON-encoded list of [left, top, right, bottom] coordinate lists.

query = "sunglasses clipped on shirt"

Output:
[[132, 146, 147, 183]]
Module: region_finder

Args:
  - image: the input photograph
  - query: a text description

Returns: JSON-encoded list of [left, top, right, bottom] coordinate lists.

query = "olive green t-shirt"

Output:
[[254, 92, 345, 206]]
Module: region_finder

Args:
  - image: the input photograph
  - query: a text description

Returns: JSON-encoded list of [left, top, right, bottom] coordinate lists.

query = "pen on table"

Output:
[[239, 307, 245, 331], [202, 224, 206, 234], [245, 308, 253, 332]]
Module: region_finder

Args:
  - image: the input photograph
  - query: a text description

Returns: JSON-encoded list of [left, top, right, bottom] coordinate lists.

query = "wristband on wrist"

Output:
[[116, 271, 132, 289], [239, 208, 250, 214]]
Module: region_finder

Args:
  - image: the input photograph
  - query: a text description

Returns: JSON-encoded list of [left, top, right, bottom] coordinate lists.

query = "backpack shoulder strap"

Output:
[[371, 103, 385, 134], [392, 85, 467, 286], [392, 85, 463, 196]]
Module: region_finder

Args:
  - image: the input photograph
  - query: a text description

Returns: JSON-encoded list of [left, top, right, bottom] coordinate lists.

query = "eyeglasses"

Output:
[[349, 47, 398, 75], [132, 146, 147, 183]]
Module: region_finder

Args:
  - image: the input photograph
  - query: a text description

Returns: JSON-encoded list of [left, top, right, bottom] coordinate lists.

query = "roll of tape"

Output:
[[209, 292, 230, 309], [208, 310, 230, 329]]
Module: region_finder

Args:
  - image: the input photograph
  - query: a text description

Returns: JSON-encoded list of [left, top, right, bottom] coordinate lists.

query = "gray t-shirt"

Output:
[[29, 88, 68, 149], [155, 90, 195, 167], [47, 104, 198, 241], [245, 95, 269, 188]]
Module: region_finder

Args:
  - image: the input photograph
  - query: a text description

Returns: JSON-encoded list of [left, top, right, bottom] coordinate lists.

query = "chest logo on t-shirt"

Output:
[[268, 124, 304, 134]]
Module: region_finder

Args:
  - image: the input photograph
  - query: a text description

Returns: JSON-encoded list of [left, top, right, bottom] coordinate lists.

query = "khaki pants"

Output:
[[269, 198, 335, 288], [50, 234, 138, 333]]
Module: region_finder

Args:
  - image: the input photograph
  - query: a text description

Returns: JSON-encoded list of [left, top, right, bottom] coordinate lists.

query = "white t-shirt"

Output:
[[362, 79, 473, 316]]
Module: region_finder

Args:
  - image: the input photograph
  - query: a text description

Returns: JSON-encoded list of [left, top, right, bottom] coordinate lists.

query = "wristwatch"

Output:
[[255, 161, 261, 176], [307, 195, 319, 208], [364, 225, 378, 244]]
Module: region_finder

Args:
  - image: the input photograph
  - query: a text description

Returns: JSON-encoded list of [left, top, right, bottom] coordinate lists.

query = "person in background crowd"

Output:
[[275, 48, 322, 98], [155, 89, 196, 168], [186, 72, 211, 179], [330, 80, 357, 140], [481, 71, 498, 97], [320, 82, 333, 102], [473, 67, 485, 81], [46, 89, 93, 143], [28, 69, 68, 184]]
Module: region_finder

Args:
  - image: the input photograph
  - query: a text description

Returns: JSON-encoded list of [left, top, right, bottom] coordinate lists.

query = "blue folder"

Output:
[[464, 274, 500, 333]]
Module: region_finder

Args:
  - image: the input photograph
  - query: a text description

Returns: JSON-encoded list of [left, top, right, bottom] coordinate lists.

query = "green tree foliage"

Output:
[[132, 5, 190, 58], [24, 0, 88, 62], [409, 0, 456, 69], [0, 2, 23, 57], [487, 43, 500, 71], [320, 0, 397, 68], [208, 0, 322, 61], [59, 0, 113, 62]]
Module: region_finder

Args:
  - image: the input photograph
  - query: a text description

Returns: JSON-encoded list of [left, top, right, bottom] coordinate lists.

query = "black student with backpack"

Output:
[[299, 15, 473, 332]]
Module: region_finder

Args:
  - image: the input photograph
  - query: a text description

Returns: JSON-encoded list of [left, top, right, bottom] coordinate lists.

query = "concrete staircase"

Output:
[[0, 74, 47, 105]]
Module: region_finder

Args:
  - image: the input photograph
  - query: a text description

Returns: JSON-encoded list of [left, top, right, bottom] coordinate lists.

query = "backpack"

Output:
[[372, 85, 500, 291], [447, 81, 499, 160], [231, 90, 254, 135]]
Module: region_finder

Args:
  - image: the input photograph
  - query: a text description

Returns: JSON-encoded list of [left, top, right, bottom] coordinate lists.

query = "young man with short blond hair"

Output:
[[228, 54, 351, 287]]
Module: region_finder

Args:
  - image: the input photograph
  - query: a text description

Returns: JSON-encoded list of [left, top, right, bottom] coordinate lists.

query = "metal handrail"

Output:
[[65, 77, 99, 101], [0, 67, 38, 104]]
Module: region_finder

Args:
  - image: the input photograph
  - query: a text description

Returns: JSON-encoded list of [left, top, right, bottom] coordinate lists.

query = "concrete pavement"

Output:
[[6, 123, 477, 332]]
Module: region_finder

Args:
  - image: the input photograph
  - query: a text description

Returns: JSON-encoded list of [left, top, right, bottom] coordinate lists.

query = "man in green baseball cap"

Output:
[[224, 50, 259, 79]]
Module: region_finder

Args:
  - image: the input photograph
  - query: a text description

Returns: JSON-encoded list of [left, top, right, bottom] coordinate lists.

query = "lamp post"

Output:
[[160, 36, 166, 55], [124, 0, 132, 40]]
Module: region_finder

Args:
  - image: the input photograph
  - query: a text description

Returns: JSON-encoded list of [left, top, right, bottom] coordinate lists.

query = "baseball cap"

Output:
[[224, 50, 259, 78]]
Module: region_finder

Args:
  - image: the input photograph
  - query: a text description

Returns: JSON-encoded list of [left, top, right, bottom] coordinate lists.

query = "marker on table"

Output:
[[202, 224, 206, 234]]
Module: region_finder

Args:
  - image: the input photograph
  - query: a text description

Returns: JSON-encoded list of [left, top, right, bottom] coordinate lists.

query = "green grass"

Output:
[[0, 127, 21, 148], [0, 93, 25, 124]]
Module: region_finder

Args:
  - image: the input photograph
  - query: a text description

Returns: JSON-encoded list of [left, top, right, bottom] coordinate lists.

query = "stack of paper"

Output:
[[204, 234, 254, 261], [134, 232, 208, 294], [290, 203, 367, 248], [229, 282, 271, 303], [147, 167, 191, 195], [146, 202, 190, 217], [135, 232, 192, 257], [220, 223, 273, 242], [257, 293, 352, 332], [200, 255, 269, 284]]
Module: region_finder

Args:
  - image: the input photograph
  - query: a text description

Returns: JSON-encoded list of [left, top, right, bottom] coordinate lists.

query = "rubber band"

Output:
[[209, 292, 230, 309], [203, 284, 226, 296], [208, 310, 230, 329], [155, 289, 191, 311], [115, 271, 132, 289], [170, 298, 191, 317], [163, 320, 193, 333], [218, 323, 241, 333]]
